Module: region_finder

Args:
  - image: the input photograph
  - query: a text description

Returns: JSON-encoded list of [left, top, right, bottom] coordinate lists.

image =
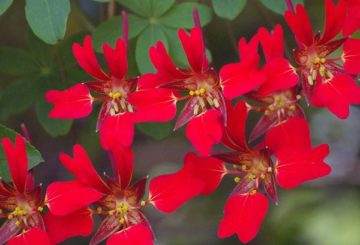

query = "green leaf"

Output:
[[92, 14, 149, 52], [159, 2, 212, 29], [150, 0, 175, 17], [163, 28, 188, 67], [135, 25, 168, 74], [259, 0, 304, 15], [0, 0, 13, 15], [0, 124, 44, 181], [137, 122, 172, 140], [35, 78, 72, 137], [116, 0, 153, 17], [0, 47, 39, 76], [211, 0, 246, 20], [24, 0, 70, 44], [0, 79, 35, 120]]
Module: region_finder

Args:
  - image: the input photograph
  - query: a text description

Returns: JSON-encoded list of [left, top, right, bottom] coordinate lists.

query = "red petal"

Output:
[[276, 144, 331, 189], [320, 0, 346, 44], [44, 208, 93, 244], [222, 101, 249, 151], [45, 83, 93, 119], [72, 36, 109, 81], [1, 136, 28, 193], [174, 97, 199, 130], [129, 89, 177, 123], [265, 118, 312, 155], [148, 164, 204, 213], [59, 144, 109, 193], [312, 74, 360, 119], [238, 35, 260, 62], [343, 38, 360, 74], [127, 178, 148, 204], [258, 25, 284, 62], [183, 153, 226, 195], [107, 225, 154, 245], [258, 58, 299, 96], [103, 38, 128, 80], [46, 181, 103, 216], [178, 27, 209, 73], [7, 228, 51, 245], [0, 219, 21, 244], [100, 113, 135, 150], [218, 193, 269, 243], [185, 110, 223, 156], [89, 214, 120, 245], [109, 146, 133, 188], [284, 4, 314, 46], [343, 1, 360, 36]]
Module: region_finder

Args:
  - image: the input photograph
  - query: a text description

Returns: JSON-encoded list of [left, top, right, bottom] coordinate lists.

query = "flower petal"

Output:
[[59, 144, 109, 193], [7, 228, 51, 245], [185, 110, 223, 156], [343, 38, 360, 74], [284, 3, 314, 46], [148, 164, 204, 213], [218, 193, 269, 243], [343, 0, 360, 36], [46, 180, 103, 216], [178, 27, 208, 73], [72, 36, 109, 81], [100, 113, 135, 150], [44, 208, 94, 244], [45, 83, 93, 119], [103, 38, 128, 80], [276, 144, 331, 189], [1, 136, 28, 193], [320, 0, 346, 44], [109, 146, 133, 188], [107, 225, 154, 245], [258, 25, 284, 62], [129, 88, 177, 123], [183, 153, 226, 195], [89, 215, 121, 245], [312, 74, 360, 119]]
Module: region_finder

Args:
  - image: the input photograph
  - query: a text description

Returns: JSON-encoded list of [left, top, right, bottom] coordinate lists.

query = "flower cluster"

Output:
[[1, 0, 358, 244]]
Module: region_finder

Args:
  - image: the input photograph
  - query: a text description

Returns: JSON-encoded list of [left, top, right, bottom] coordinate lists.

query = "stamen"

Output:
[[319, 66, 326, 77], [199, 97, 206, 108], [206, 96, 214, 106], [119, 217, 125, 224], [120, 99, 126, 111], [193, 104, 200, 115], [241, 165, 247, 171], [326, 70, 334, 79], [110, 108, 116, 116], [289, 105, 296, 111], [8, 214, 13, 220], [260, 173, 265, 179], [199, 87, 206, 94], [249, 189, 257, 195], [37, 207, 43, 212], [127, 104, 134, 113], [140, 201, 146, 207], [15, 220, 21, 226], [234, 177, 241, 183], [213, 98, 220, 108], [312, 69, 317, 80], [189, 90, 195, 96], [307, 75, 314, 86], [97, 207, 102, 213]]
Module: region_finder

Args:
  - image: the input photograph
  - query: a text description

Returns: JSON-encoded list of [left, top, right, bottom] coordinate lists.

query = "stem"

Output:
[[121, 11, 129, 48], [193, 8, 201, 29], [285, 0, 295, 13]]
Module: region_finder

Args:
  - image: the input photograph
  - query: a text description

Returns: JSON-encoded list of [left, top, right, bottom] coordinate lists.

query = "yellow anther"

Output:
[[108, 210, 114, 216], [260, 173, 266, 179], [193, 104, 200, 115], [0, 209, 2, 214], [113, 103, 119, 113], [213, 98, 220, 108], [8, 214, 13, 220], [275, 96, 281, 102], [15, 220, 21, 226], [264, 110, 271, 116], [199, 87, 206, 94], [289, 105, 296, 111], [319, 66, 326, 77], [320, 58, 326, 63], [234, 177, 241, 183], [119, 217, 125, 224], [108, 92, 114, 97], [307, 75, 314, 86], [269, 105, 275, 111], [189, 90, 195, 96], [250, 189, 257, 195], [37, 207, 44, 212], [312, 69, 317, 80], [116, 207, 122, 213], [313, 57, 321, 63], [140, 201, 146, 207], [267, 167, 273, 172], [241, 165, 247, 171], [232, 164, 238, 169], [199, 97, 206, 108], [248, 173, 256, 180], [206, 96, 214, 106], [97, 207, 102, 213], [195, 90, 200, 96]]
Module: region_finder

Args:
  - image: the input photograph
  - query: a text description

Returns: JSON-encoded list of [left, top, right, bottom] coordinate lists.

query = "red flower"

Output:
[[285, 0, 360, 119], [46, 13, 176, 150], [0, 136, 94, 244], [138, 10, 226, 156], [343, 0, 360, 36], [55, 144, 204, 244], [243, 25, 302, 141]]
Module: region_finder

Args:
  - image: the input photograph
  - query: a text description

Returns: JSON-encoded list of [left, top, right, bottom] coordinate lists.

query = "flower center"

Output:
[[306, 56, 334, 86], [108, 90, 134, 115], [7, 203, 44, 229], [188, 86, 221, 115], [264, 91, 301, 118]]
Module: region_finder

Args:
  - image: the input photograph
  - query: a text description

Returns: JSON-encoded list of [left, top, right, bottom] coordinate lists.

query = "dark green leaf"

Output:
[[135, 25, 168, 73], [159, 2, 212, 29], [137, 122, 172, 140], [24, 0, 70, 44], [0, 0, 13, 16], [259, 0, 304, 15], [0, 47, 39, 76], [0, 79, 35, 120], [116, 0, 153, 17], [163, 29, 188, 67], [150, 0, 175, 17], [35, 78, 72, 137], [92, 14, 149, 52], [211, 0, 246, 20], [0, 124, 44, 181]]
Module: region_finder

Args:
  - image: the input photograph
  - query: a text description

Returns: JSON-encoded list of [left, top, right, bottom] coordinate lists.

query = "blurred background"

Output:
[[0, 0, 359, 244]]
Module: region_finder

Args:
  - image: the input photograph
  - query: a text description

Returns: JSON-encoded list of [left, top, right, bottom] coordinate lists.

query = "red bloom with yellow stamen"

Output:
[[0, 136, 95, 244], [45, 12, 176, 150], [139, 9, 226, 156], [53, 144, 203, 244], [285, 0, 360, 119]]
